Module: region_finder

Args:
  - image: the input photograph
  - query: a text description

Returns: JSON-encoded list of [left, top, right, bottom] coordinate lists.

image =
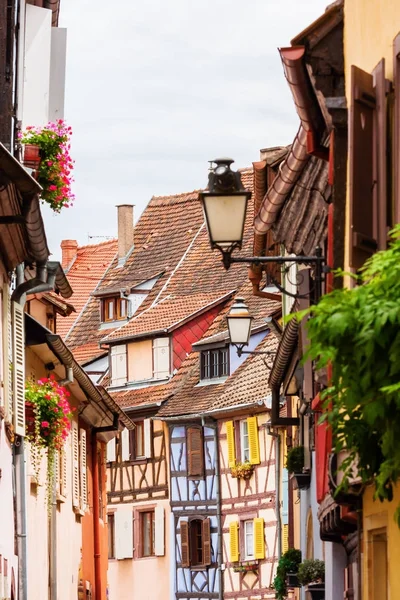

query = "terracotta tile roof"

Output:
[[38, 292, 76, 316], [101, 291, 234, 343], [58, 239, 118, 340]]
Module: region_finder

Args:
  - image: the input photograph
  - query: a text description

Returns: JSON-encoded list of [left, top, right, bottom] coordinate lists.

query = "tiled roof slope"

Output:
[[58, 239, 118, 340]]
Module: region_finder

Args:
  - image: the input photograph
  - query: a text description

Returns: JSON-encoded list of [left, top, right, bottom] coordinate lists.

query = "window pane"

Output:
[[241, 421, 250, 462], [107, 300, 114, 320], [119, 298, 127, 318], [190, 520, 203, 566], [136, 422, 144, 458], [108, 514, 115, 559], [220, 348, 228, 376], [244, 521, 254, 558], [212, 351, 219, 378], [202, 351, 210, 379], [142, 512, 153, 557]]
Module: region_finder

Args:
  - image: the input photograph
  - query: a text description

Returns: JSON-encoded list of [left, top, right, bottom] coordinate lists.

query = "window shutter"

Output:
[[154, 505, 165, 556], [115, 507, 133, 559], [107, 438, 116, 462], [202, 518, 212, 566], [282, 524, 289, 554], [61, 446, 68, 496], [80, 428, 87, 509], [12, 302, 25, 437], [373, 59, 388, 250], [229, 521, 239, 562], [144, 418, 152, 458], [247, 417, 260, 465], [254, 518, 265, 559], [110, 344, 127, 386], [54, 450, 60, 494], [187, 427, 204, 477], [180, 520, 190, 567], [71, 420, 80, 508], [1, 284, 12, 417], [121, 427, 130, 462], [349, 65, 377, 269], [153, 337, 170, 379], [298, 270, 313, 401], [394, 34, 400, 223], [226, 421, 236, 468]]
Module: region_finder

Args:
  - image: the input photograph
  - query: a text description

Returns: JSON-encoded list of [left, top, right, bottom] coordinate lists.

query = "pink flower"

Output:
[[41, 421, 49, 428], [47, 161, 53, 166]]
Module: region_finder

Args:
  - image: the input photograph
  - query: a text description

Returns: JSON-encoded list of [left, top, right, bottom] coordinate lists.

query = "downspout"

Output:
[[92, 413, 119, 600], [205, 417, 223, 600]]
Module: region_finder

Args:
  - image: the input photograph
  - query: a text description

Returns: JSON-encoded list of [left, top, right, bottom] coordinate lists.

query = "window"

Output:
[[244, 520, 254, 559], [129, 421, 145, 460], [108, 513, 115, 559], [180, 518, 211, 568], [240, 420, 250, 462], [200, 348, 229, 380], [101, 296, 129, 322], [187, 426, 204, 478], [141, 511, 155, 557], [46, 310, 56, 333]]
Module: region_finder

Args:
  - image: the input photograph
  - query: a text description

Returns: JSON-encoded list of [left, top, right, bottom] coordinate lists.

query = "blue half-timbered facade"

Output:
[[169, 422, 220, 600]]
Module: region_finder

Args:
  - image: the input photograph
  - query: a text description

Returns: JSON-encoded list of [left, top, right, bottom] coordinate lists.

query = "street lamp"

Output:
[[199, 158, 251, 268]]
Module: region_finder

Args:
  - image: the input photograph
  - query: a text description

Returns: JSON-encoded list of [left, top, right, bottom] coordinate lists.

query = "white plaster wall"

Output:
[[0, 424, 18, 598]]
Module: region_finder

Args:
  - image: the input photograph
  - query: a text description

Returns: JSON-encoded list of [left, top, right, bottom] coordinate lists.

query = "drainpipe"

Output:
[[267, 426, 282, 559], [92, 413, 119, 600]]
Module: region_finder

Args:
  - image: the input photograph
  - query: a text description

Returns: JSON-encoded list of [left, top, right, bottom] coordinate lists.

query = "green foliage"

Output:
[[297, 559, 325, 585], [273, 548, 302, 599], [298, 224, 400, 525], [285, 446, 304, 474]]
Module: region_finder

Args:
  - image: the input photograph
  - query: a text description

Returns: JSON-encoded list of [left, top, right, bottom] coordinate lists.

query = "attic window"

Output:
[[200, 348, 229, 380], [101, 297, 128, 322]]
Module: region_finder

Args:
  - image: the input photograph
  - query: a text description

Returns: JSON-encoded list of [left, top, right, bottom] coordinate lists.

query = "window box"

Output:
[[287, 572, 301, 587], [230, 462, 254, 480], [233, 560, 259, 573], [305, 582, 325, 600], [291, 472, 311, 490]]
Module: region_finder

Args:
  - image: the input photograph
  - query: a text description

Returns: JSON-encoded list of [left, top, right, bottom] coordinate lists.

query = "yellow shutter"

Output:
[[282, 523, 289, 554], [247, 416, 260, 465], [226, 421, 236, 468], [254, 518, 265, 559], [229, 521, 239, 562]]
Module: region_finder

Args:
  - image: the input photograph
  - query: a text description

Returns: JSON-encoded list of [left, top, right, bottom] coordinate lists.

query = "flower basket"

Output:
[[291, 472, 311, 490], [19, 120, 74, 212], [287, 572, 300, 587], [305, 582, 325, 600], [230, 461, 255, 480], [23, 144, 41, 169]]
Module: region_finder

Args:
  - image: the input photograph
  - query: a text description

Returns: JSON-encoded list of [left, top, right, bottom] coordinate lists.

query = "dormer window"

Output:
[[101, 297, 128, 322], [200, 348, 229, 380]]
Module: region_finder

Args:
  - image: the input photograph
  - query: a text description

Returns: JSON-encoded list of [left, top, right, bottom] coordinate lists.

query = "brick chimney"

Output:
[[61, 239, 78, 269], [117, 204, 134, 263]]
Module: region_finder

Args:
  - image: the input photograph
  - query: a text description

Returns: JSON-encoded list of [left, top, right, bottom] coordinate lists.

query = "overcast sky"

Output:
[[44, 0, 327, 258]]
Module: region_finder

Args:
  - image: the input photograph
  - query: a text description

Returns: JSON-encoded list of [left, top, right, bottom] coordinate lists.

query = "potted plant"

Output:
[[297, 559, 325, 600], [19, 120, 74, 212], [230, 461, 255, 480], [272, 548, 301, 599], [286, 445, 310, 490], [25, 375, 73, 509]]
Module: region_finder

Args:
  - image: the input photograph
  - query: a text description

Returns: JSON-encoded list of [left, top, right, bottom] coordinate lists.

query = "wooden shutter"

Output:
[[110, 344, 127, 386], [71, 420, 80, 508], [12, 302, 25, 437], [80, 428, 87, 509], [298, 270, 313, 401], [349, 65, 377, 269], [394, 34, 400, 223], [247, 417, 260, 465], [121, 427, 130, 462], [144, 418, 152, 458], [254, 518, 265, 559], [202, 518, 212, 566], [153, 337, 170, 379], [115, 507, 133, 559], [107, 438, 116, 462], [373, 59, 388, 250], [180, 520, 190, 567], [187, 426, 204, 477], [282, 523, 289, 554], [154, 505, 165, 556], [229, 521, 239, 562], [226, 421, 236, 468]]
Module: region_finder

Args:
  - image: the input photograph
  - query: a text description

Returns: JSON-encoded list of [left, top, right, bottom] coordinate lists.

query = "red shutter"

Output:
[[180, 521, 190, 567], [187, 427, 204, 477], [202, 518, 211, 566], [372, 59, 388, 250], [349, 65, 377, 269], [394, 34, 400, 224]]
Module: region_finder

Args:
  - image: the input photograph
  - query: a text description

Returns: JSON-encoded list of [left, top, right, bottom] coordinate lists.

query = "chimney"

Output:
[[117, 204, 134, 263], [61, 239, 78, 269]]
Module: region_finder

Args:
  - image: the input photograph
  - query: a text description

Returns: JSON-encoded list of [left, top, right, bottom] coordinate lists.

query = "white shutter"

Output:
[[71, 421, 80, 508], [121, 428, 130, 462], [154, 505, 165, 556], [144, 419, 152, 459], [110, 344, 127, 386], [80, 428, 88, 509], [1, 284, 11, 415], [152, 338, 170, 379], [61, 446, 68, 497], [54, 450, 60, 493], [107, 438, 116, 462], [12, 301, 25, 436], [115, 507, 133, 559]]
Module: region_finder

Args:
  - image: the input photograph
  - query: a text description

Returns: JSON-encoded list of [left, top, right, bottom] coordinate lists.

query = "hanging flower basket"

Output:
[[23, 143, 41, 169], [19, 120, 74, 212], [25, 376, 74, 509], [230, 461, 255, 480]]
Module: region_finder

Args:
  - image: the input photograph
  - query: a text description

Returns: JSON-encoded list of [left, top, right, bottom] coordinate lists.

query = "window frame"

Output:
[[139, 510, 155, 558], [101, 296, 129, 323], [243, 520, 255, 560], [129, 421, 145, 462], [200, 347, 229, 380], [181, 517, 212, 568], [240, 420, 250, 463], [108, 513, 115, 559]]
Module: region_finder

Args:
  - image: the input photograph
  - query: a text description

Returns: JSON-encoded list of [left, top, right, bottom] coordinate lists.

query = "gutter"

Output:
[[12, 261, 72, 305]]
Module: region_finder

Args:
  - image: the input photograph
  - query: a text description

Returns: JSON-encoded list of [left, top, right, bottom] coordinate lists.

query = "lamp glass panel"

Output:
[[203, 194, 247, 247], [227, 316, 252, 345]]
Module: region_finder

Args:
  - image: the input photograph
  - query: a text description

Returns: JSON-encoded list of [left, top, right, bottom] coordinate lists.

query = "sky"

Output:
[[44, 0, 328, 258]]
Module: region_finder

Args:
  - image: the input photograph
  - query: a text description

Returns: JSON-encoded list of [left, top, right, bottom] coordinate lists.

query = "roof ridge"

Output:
[[76, 238, 117, 252]]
